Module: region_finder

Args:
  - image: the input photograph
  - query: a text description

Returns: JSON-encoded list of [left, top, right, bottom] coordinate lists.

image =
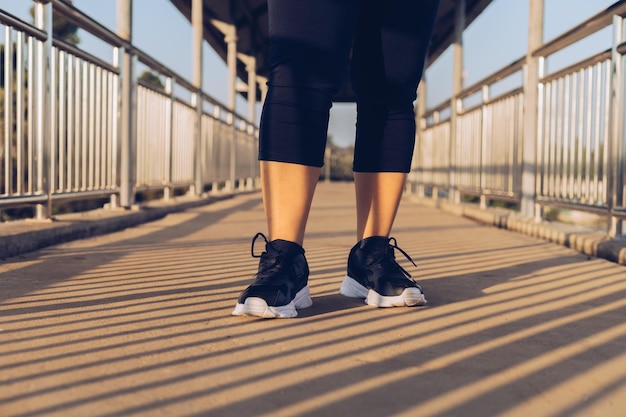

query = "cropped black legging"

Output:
[[258, 0, 440, 172]]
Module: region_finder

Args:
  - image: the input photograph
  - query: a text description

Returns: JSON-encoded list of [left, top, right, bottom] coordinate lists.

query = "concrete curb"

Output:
[[410, 196, 626, 266], [0, 193, 236, 260]]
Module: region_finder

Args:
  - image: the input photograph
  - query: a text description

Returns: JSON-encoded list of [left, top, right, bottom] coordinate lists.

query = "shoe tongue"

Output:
[[268, 239, 305, 258], [359, 236, 389, 252]]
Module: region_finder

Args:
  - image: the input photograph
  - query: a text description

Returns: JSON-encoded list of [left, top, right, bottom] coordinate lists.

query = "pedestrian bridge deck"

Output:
[[1, 182, 626, 417]]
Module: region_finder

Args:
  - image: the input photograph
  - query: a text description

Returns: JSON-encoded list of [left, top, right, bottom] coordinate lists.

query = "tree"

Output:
[[138, 70, 165, 90], [29, 0, 80, 45]]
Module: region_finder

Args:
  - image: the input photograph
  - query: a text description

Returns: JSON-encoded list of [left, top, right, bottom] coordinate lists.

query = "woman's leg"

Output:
[[258, 0, 358, 245], [340, 0, 440, 307], [233, 0, 358, 318], [354, 172, 407, 240], [261, 161, 320, 246], [351, 0, 440, 241]]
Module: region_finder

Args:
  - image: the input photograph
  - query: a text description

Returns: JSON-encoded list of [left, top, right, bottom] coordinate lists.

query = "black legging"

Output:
[[258, 0, 440, 172]]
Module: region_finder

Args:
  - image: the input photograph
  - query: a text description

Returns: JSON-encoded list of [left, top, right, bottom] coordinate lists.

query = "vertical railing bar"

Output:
[[67, 55, 75, 192], [583, 66, 590, 202], [165, 78, 173, 192], [107, 71, 114, 188], [110, 47, 120, 200], [16, 31, 24, 196], [535, 57, 546, 208], [555, 77, 564, 199], [99, 69, 107, 189], [58, 49, 66, 193], [107, 71, 113, 188], [562, 74, 571, 199], [94, 65, 102, 189], [49, 45, 57, 203], [150, 89, 156, 185], [547, 80, 556, 197], [135, 86, 141, 186], [508, 97, 515, 193], [103, 71, 109, 189], [27, 36, 35, 195], [603, 60, 611, 206], [513, 93, 520, 194], [4, 27, 14, 196], [81, 60, 88, 190], [74, 57, 81, 190], [542, 80, 551, 198], [88, 63, 95, 190], [568, 71, 577, 200], [593, 62, 602, 204], [576, 68, 585, 200]]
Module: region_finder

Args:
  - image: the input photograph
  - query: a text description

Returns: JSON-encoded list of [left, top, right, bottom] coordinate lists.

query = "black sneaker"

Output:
[[232, 233, 312, 318], [340, 236, 426, 307]]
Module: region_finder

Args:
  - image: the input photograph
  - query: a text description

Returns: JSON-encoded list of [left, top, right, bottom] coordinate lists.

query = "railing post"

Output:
[[33, 0, 52, 219], [449, 0, 465, 204], [238, 52, 258, 189], [210, 20, 238, 191], [191, 0, 204, 196], [117, 0, 136, 208], [608, 14, 625, 237], [227, 31, 238, 191], [211, 106, 221, 193], [257, 76, 268, 105], [414, 80, 425, 197], [237, 53, 257, 124], [164, 76, 174, 201], [480, 84, 489, 209], [521, 0, 544, 220]]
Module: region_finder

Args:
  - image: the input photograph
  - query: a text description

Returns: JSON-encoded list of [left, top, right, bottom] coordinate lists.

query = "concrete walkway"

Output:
[[2, 182, 626, 417]]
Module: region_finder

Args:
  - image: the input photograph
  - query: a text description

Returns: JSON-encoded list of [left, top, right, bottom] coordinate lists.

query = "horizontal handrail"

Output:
[[134, 47, 254, 125], [53, 37, 120, 74], [51, 0, 128, 48], [423, 56, 525, 120], [486, 86, 524, 106], [457, 56, 525, 100], [0, 9, 47, 41], [533, 0, 626, 58], [422, 99, 450, 118], [541, 49, 612, 84], [458, 87, 524, 115]]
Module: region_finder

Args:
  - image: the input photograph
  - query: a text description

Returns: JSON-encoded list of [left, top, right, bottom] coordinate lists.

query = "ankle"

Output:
[[268, 239, 305, 258]]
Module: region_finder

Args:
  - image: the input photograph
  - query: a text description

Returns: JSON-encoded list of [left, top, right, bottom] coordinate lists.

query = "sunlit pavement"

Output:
[[2, 182, 626, 417]]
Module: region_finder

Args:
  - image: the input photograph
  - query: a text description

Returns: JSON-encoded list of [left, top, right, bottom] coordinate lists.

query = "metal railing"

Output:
[[412, 1, 626, 235], [0, 0, 259, 219]]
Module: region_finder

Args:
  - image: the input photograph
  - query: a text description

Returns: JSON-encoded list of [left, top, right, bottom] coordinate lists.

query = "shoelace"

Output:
[[250, 232, 284, 279], [374, 237, 417, 279], [250, 232, 270, 258]]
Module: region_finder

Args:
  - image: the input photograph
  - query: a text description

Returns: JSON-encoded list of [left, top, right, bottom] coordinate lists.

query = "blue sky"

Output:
[[0, 0, 617, 146]]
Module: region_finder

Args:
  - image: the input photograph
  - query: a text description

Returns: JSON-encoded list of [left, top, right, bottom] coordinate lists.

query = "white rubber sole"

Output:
[[340, 275, 427, 308], [232, 286, 313, 318]]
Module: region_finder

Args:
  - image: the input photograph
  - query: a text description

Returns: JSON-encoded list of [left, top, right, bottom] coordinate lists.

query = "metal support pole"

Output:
[[480, 84, 489, 209], [192, 0, 204, 196], [238, 53, 257, 123], [33, 0, 52, 219], [164, 76, 174, 201], [413, 78, 428, 196], [609, 15, 625, 237], [117, 0, 136, 208], [209, 20, 238, 110], [226, 31, 238, 190], [210, 20, 238, 191], [257, 76, 269, 104], [225, 32, 238, 112], [449, 0, 465, 203], [521, 0, 544, 219]]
